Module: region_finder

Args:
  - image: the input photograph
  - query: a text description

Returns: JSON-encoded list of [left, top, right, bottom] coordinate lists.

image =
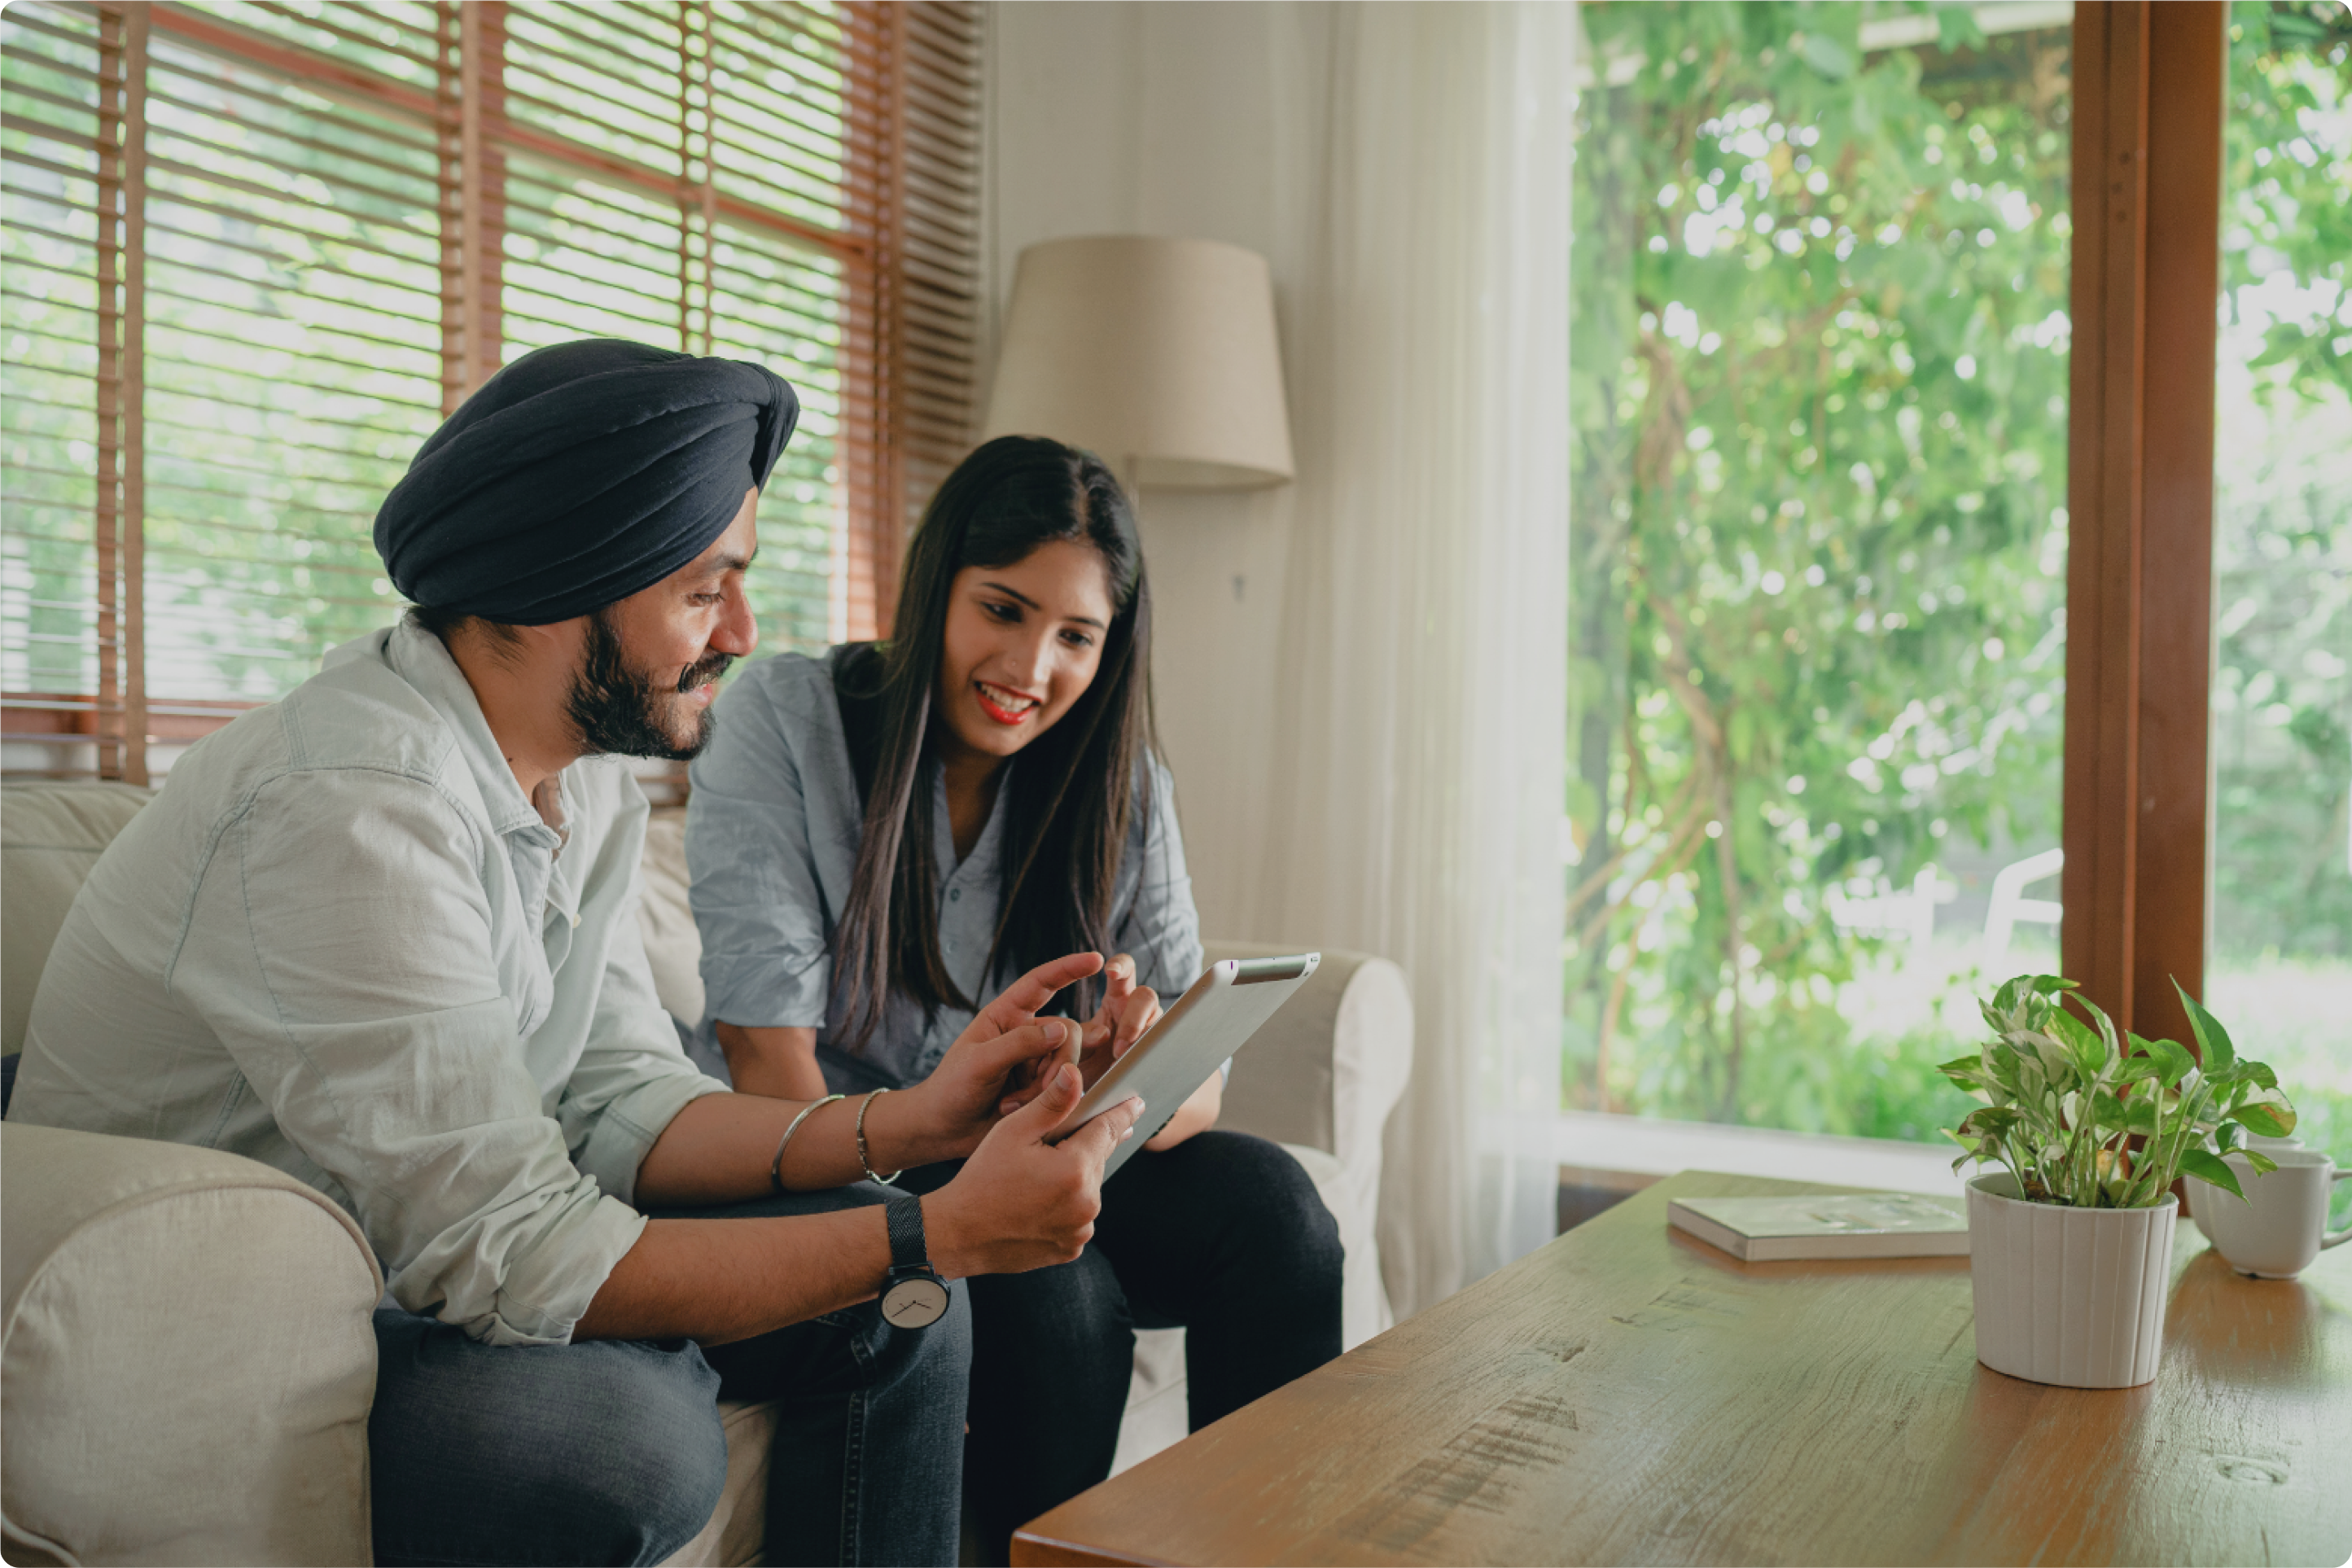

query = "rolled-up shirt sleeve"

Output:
[[686, 667, 834, 1030], [560, 853, 728, 1204], [172, 770, 640, 1347]]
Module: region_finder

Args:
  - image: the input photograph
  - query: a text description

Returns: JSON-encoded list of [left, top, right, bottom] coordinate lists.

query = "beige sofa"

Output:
[[0, 782, 1413, 1566]]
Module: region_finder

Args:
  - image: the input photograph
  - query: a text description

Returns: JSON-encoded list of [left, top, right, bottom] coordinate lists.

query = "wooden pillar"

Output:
[[94, 2, 147, 786], [2061, 0, 2227, 1042], [438, 0, 505, 412], [838, 2, 902, 642]]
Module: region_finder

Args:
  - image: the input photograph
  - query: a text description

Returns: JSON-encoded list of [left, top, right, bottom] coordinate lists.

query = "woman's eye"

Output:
[[1061, 629, 1095, 649], [983, 600, 1021, 622]]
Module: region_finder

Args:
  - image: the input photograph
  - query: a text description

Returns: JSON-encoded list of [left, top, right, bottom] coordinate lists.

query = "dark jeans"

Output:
[[900, 1130, 1344, 1564], [368, 1181, 969, 1568]]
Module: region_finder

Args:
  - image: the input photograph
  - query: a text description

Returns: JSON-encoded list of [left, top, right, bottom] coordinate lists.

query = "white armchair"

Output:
[[2, 784, 1413, 1566]]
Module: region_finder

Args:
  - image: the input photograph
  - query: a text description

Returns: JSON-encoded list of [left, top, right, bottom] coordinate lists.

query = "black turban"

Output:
[[374, 339, 799, 624]]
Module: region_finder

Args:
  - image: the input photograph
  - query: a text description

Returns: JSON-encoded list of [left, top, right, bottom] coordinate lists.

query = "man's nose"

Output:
[[713, 584, 759, 656]]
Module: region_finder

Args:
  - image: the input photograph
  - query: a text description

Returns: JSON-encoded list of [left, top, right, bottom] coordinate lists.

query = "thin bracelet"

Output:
[[856, 1088, 902, 1185], [769, 1093, 843, 1194]]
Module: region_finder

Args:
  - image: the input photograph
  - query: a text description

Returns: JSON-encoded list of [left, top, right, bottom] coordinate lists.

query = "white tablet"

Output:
[[1049, 953, 1320, 1181]]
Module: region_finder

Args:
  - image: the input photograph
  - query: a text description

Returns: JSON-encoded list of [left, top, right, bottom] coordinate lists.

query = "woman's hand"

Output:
[[997, 952, 1161, 1115], [1078, 952, 1161, 1084], [897, 952, 1102, 1162], [1143, 1070, 1222, 1150]]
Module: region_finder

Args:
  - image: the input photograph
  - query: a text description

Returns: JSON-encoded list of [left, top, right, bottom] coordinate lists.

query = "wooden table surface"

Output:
[[1013, 1170, 2352, 1567]]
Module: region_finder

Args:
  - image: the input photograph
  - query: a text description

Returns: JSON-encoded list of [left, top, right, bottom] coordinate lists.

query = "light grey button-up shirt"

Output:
[[684, 647, 1202, 1094], [9, 620, 725, 1346]]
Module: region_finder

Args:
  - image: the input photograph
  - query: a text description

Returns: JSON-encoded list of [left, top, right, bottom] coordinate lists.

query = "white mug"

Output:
[[2191, 1150, 2352, 1280], [2190, 1133, 2302, 1244]]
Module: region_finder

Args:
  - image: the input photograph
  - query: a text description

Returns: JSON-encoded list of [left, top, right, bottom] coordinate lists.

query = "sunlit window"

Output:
[[1568, 3, 2074, 1138]]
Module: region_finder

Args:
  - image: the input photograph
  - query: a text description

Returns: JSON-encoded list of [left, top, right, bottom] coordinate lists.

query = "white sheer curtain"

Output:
[[1249, 2, 1576, 1316]]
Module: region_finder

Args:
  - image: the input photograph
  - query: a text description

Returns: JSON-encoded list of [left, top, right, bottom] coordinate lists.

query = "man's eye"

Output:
[[689, 592, 724, 606]]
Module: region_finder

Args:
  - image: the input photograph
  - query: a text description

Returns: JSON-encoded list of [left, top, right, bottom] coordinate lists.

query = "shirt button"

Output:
[[948, 888, 961, 902]]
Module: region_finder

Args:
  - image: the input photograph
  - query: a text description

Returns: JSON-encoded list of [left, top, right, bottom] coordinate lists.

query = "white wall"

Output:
[[985, 2, 1314, 943]]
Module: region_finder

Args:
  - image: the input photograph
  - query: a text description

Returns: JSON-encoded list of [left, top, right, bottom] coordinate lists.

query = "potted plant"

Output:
[[1939, 975, 2297, 1388]]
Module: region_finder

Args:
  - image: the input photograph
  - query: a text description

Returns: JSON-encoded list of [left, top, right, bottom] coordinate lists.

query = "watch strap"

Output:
[[884, 1195, 930, 1274]]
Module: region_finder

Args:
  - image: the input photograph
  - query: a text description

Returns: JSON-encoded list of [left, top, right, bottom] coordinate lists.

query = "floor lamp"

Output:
[[981, 234, 1295, 504]]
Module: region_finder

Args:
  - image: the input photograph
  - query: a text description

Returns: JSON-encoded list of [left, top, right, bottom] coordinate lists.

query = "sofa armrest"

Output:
[[1204, 942, 1413, 1343], [2, 1123, 383, 1566], [1202, 942, 1413, 1176]]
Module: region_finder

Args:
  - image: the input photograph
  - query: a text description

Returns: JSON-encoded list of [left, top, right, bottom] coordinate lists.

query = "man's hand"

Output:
[[887, 952, 1104, 1165], [997, 952, 1161, 1115], [924, 1062, 1144, 1279]]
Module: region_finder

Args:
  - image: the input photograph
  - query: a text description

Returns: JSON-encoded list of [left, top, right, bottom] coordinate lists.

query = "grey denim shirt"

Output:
[[683, 647, 1203, 1093]]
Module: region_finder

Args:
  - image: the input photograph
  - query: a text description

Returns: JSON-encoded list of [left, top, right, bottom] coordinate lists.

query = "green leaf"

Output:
[[2142, 1036, 2197, 1090], [2048, 1010, 2100, 1077], [2244, 1150, 2280, 1178], [2179, 1148, 2247, 1203], [2172, 978, 2236, 1073], [2232, 1100, 2297, 1138]]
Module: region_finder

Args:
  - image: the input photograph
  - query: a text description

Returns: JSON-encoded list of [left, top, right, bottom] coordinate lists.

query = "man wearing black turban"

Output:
[[11, 338, 1145, 1567]]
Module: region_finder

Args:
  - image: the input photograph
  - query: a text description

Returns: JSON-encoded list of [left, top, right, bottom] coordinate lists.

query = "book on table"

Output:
[[1667, 1192, 1969, 1260]]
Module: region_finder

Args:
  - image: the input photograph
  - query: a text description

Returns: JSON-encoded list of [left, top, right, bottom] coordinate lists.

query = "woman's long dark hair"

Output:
[[830, 435, 1154, 1053]]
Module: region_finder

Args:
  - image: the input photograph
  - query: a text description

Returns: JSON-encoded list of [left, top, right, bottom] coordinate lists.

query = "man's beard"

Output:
[[565, 608, 734, 762]]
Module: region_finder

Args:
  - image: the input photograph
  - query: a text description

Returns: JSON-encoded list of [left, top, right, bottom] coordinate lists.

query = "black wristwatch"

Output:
[[880, 1196, 950, 1329]]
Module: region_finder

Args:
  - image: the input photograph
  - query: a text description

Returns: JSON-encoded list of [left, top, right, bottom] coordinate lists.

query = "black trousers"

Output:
[[901, 1129, 1344, 1563]]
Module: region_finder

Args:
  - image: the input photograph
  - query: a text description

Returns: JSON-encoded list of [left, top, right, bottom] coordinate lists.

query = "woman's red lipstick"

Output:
[[975, 680, 1040, 725]]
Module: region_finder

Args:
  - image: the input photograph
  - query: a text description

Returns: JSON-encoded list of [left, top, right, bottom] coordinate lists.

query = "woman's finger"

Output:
[[1110, 987, 1160, 1058], [1082, 953, 1139, 1048]]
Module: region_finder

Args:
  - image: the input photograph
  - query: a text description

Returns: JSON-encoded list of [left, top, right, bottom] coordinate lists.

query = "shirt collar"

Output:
[[382, 618, 572, 850], [931, 760, 1010, 884]]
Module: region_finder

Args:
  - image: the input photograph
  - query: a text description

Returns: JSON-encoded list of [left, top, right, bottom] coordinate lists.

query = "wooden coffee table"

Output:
[[1013, 1170, 2352, 1566]]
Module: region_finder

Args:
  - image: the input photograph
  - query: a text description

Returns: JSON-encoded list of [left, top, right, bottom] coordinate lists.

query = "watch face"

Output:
[[881, 1273, 950, 1329]]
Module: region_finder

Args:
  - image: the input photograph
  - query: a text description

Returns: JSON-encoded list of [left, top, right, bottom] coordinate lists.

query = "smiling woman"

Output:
[[681, 433, 1347, 1558]]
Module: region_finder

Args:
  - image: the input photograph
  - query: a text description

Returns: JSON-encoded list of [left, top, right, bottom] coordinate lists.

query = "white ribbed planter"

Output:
[[1966, 1172, 2176, 1388]]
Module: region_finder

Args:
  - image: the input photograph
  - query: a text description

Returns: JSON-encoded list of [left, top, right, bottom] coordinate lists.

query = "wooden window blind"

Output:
[[2, 0, 980, 785]]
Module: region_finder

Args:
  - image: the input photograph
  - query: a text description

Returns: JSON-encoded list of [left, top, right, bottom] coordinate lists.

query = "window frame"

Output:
[[1549, 0, 2242, 1178], [2060, 0, 2226, 1045], [0, 0, 979, 786]]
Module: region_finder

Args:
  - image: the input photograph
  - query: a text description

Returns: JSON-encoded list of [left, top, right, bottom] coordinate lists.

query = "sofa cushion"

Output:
[[2, 783, 154, 1056], [2, 1123, 381, 1566]]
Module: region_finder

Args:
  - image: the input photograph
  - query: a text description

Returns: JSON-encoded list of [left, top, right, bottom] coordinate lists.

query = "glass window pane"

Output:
[[2210, 5, 2352, 1207], [1566, 3, 2074, 1139]]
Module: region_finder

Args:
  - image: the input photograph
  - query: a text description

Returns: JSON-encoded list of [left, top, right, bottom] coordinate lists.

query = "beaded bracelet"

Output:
[[769, 1093, 843, 1194]]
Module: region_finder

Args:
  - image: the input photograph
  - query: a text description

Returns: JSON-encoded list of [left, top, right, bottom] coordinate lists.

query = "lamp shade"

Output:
[[983, 234, 1294, 491]]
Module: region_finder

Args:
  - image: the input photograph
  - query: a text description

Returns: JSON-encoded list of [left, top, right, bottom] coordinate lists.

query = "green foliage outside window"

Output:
[[1566, 2, 2351, 1149]]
